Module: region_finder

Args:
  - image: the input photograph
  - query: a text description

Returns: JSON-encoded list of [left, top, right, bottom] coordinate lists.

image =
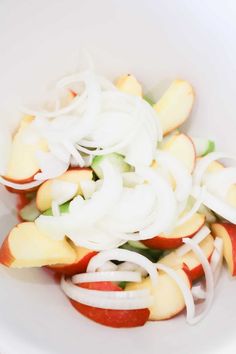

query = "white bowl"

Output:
[[1, 1, 236, 353]]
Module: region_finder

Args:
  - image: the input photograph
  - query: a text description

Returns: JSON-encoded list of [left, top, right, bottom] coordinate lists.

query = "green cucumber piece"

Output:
[[128, 240, 148, 250], [19, 199, 40, 222], [120, 243, 163, 263], [43, 201, 70, 216], [143, 95, 155, 106], [92, 153, 131, 179], [192, 137, 215, 157]]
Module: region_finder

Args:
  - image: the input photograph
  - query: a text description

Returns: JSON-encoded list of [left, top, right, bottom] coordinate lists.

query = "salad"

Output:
[[0, 69, 235, 328]]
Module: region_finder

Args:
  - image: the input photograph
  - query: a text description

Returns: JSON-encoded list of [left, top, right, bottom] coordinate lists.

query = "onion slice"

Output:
[[0, 176, 43, 190], [155, 263, 195, 323], [176, 226, 210, 257], [201, 190, 236, 224], [61, 277, 152, 310], [156, 150, 192, 203], [51, 180, 78, 205], [203, 167, 236, 199], [137, 167, 177, 238], [87, 249, 158, 286], [35, 151, 69, 180], [210, 237, 223, 283], [72, 271, 142, 284], [193, 152, 236, 186], [182, 237, 214, 324]]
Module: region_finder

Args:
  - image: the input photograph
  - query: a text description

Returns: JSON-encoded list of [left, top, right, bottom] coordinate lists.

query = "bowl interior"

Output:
[[0, 1, 236, 353]]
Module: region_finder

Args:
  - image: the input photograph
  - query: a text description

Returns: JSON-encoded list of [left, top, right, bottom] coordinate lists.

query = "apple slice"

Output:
[[211, 223, 236, 276], [48, 246, 97, 276], [5, 120, 48, 183], [142, 213, 205, 249], [158, 234, 214, 281], [70, 281, 150, 327], [36, 168, 93, 212], [116, 74, 142, 97], [153, 80, 194, 135], [0, 222, 76, 268], [161, 133, 196, 173], [126, 268, 191, 320]]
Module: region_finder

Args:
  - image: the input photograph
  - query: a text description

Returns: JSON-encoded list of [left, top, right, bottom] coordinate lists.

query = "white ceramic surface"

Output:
[[0, 1, 236, 353]]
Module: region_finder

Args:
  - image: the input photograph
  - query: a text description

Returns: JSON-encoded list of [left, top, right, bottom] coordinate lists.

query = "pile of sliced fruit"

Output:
[[1, 71, 236, 328]]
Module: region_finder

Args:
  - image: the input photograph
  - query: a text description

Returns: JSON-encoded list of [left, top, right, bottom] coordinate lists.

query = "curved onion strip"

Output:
[[177, 188, 205, 227], [211, 237, 223, 283], [72, 271, 142, 284], [176, 226, 210, 257], [182, 237, 214, 324], [192, 285, 206, 300], [97, 261, 118, 272], [35, 151, 69, 180], [68, 232, 126, 251], [137, 167, 177, 238], [35, 160, 123, 240], [100, 184, 157, 234], [117, 262, 148, 277], [0, 176, 43, 190], [155, 263, 195, 323], [203, 167, 236, 199], [20, 89, 87, 119], [51, 180, 77, 205], [61, 277, 152, 310], [62, 140, 85, 167], [201, 190, 236, 224], [51, 201, 60, 217], [87, 249, 158, 286], [76, 113, 145, 157], [193, 152, 236, 186], [156, 150, 192, 202]]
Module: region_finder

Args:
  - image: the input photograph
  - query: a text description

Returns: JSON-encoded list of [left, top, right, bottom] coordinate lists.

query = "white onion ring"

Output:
[[72, 271, 142, 284], [61, 277, 152, 310], [137, 167, 177, 238], [182, 237, 214, 324], [0, 176, 44, 190], [155, 263, 195, 324], [193, 152, 236, 186], [156, 150, 192, 203], [87, 249, 158, 286], [203, 167, 236, 199], [176, 225, 210, 257]]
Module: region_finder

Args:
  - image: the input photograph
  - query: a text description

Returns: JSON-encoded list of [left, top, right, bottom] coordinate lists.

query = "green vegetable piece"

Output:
[[92, 153, 131, 179], [202, 140, 215, 156], [143, 95, 155, 106], [120, 243, 163, 263], [19, 199, 40, 222], [43, 201, 70, 216]]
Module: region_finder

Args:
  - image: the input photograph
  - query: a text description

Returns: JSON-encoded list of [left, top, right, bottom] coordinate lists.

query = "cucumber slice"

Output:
[[143, 95, 155, 106], [19, 199, 40, 222], [128, 240, 148, 250], [92, 153, 131, 179], [43, 201, 70, 216], [192, 137, 215, 157], [120, 243, 163, 262]]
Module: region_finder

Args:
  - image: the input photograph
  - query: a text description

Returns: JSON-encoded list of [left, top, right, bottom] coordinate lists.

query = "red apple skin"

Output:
[[69, 282, 150, 328], [0, 234, 14, 267], [5, 185, 38, 194], [182, 263, 193, 288], [189, 254, 212, 282], [4, 172, 40, 194], [142, 225, 203, 250], [47, 251, 97, 276], [212, 223, 236, 276]]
